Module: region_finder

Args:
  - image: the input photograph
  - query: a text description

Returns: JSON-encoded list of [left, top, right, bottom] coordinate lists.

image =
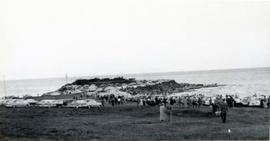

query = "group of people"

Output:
[[176, 96, 204, 109], [136, 96, 169, 107], [209, 95, 230, 123], [98, 94, 126, 107], [135, 94, 234, 123], [135, 95, 205, 109], [97, 93, 270, 123], [260, 96, 270, 109]]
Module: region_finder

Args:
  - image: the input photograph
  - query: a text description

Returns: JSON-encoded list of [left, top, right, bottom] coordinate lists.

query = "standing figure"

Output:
[[198, 97, 202, 108], [263, 96, 268, 108], [183, 97, 188, 108], [178, 97, 183, 108], [139, 98, 144, 106], [160, 104, 170, 122], [220, 99, 228, 123], [101, 98, 105, 107], [268, 96, 270, 109]]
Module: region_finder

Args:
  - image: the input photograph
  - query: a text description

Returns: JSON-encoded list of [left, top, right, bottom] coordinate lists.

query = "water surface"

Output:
[[1, 68, 269, 98]]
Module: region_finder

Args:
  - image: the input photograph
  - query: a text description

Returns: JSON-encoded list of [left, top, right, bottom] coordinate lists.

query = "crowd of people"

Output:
[[97, 93, 270, 109], [98, 94, 126, 107], [133, 95, 205, 108], [96, 93, 270, 123]]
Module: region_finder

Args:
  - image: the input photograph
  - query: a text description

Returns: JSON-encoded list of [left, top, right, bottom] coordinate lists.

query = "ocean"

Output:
[[1, 68, 269, 98]]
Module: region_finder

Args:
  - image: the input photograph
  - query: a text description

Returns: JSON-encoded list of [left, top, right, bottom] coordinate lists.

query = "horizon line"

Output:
[[3, 66, 270, 81]]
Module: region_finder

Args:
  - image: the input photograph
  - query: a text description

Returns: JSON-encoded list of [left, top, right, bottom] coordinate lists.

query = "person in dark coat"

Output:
[[268, 96, 270, 109], [137, 98, 140, 107], [220, 99, 228, 123], [101, 98, 105, 107]]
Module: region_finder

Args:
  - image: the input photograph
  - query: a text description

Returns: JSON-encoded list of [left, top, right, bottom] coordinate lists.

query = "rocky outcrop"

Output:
[[57, 77, 220, 97], [72, 77, 135, 86], [122, 80, 206, 95]]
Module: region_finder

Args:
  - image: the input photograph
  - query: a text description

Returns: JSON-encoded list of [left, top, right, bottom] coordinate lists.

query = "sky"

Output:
[[0, 0, 269, 80]]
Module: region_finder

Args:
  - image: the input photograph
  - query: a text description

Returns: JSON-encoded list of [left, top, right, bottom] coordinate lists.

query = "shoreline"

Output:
[[1, 77, 269, 108], [3, 77, 221, 100]]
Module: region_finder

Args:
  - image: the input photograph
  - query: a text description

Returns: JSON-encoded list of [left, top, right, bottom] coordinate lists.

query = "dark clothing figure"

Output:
[[192, 100, 198, 108], [268, 96, 270, 109], [111, 99, 115, 107], [260, 99, 264, 108], [226, 96, 233, 108], [101, 99, 105, 107], [198, 98, 202, 108], [212, 103, 217, 114], [143, 99, 146, 106], [220, 101, 228, 123], [163, 98, 167, 105], [220, 112, 227, 123]]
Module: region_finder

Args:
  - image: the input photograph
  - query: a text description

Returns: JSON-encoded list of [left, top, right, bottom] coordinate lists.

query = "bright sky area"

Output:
[[0, 0, 269, 80]]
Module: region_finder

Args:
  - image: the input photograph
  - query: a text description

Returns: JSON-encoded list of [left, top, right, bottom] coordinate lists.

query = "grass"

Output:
[[0, 103, 269, 141]]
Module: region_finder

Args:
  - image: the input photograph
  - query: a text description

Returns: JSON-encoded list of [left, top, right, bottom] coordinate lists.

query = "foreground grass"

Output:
[[0, 103, 269, 141]]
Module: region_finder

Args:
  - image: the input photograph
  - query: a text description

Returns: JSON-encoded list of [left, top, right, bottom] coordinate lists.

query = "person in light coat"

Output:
[[160, 103, 170, 122]]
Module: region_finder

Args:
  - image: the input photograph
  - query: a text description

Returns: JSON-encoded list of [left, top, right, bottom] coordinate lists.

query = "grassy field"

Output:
[[0, 103, 269, 141]]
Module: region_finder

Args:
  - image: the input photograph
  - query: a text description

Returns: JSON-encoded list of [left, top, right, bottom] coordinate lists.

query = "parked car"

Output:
[[25, 99, 38, 106], [66, 99, 101, 108], [248, 98, 261, 107], [0, 99, 6, 106], [240, 97, 250, 106], [37, 99, 64, 108], [4, 99, 30, 108], [234, 98, 242, 107]]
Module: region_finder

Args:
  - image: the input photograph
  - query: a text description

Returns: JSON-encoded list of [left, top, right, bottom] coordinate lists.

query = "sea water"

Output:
[[0, 68, 269, 98]]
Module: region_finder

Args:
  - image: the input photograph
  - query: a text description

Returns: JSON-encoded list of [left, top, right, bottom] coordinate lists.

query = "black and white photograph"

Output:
[[0, 0, 269, 140]]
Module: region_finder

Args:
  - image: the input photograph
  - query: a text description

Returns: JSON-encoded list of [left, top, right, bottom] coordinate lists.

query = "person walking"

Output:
[[220, 99, 228, 123]]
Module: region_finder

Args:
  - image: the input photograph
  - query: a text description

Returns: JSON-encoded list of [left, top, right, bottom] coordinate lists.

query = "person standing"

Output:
[[139, 98, 144, 106], [178, 97, 183, 108], [268, 96, 270, 109], [111, 97, 115, 107], [220, 99, 228, 123], [198, 97, 202, 108], [101, 98, 105, 107], [263, 96, 268, 108], [137, 98, 140, 107], [160, 103, 170, 122]]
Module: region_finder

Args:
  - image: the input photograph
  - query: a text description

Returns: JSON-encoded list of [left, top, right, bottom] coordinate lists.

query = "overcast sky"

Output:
[[0, 0, 269, 80]]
